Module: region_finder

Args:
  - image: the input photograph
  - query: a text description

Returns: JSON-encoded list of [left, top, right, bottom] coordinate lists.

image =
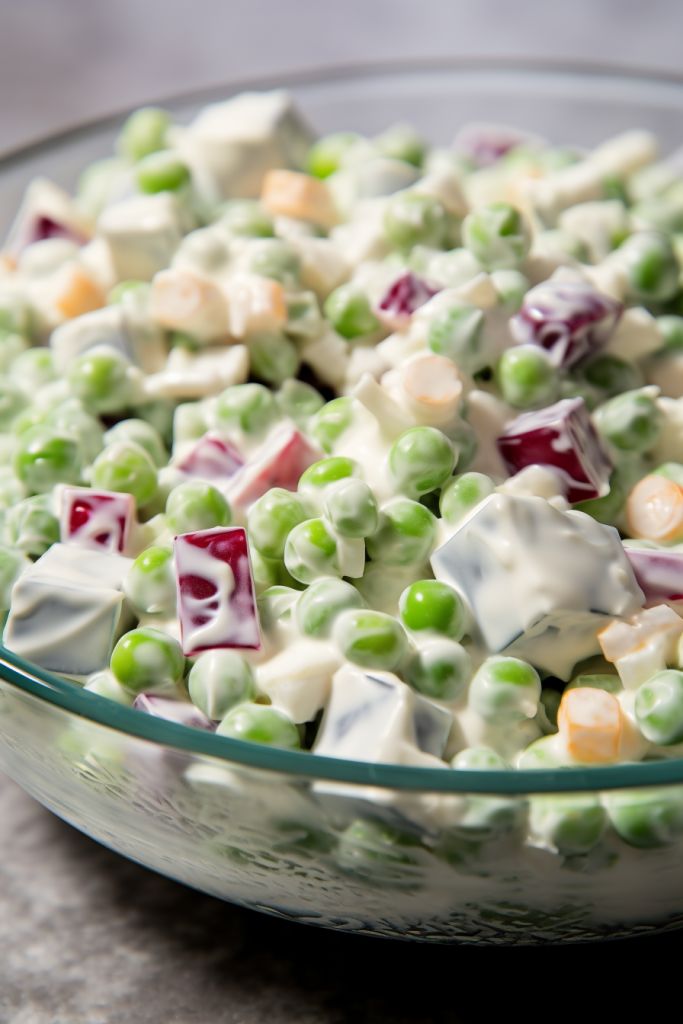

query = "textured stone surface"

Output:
[[0, 772, 681, 1023]]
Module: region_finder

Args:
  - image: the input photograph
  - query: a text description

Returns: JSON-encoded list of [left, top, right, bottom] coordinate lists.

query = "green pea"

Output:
[[468, 657, 541, 724], [606, 787, 683, 848], [4, 494, 59, 557], [247, 488, 309, 559], [405, 638, 471, 701], [491, 268, 530, 312], [323, 478, 378, 538], [257, 585, 300, 630], [135, 399, 175, 446], [104, 418, 167, 468], [67, 346, 134, 414], [247, 239, 300, 286], [84, 673, 133, 705], [124, 546, 176, 616], [335, 819, 421, 889], [91, 441, 157, 506], [14, 427, 81, 494], [594, 389, 662, 453], [118, 106, 170, 161], [309, 396, 353, 452], [0, 294, 31, 337], [275, 379, 324, 426], [299, 456, 356, 492], [214, 383, 277, 435], [462, 202, 531, 270], [166, 480, 231, 534], [653, 461, 683, 485], [284, 517, 340, 584], [366, 498, 436, 566], [0, 332, 28, 372], [530, 795, 607, 856], [136, 150, 190, 193], [388, 426, 456, 499], [188, 651, 255, 721], [110, 626, 184, 694], [334, 608, 407, 670], [248, 331, 300, 386], [619, 231, 680, 304], [384, 192, 451, 250], [285, 291, 323, 341], [516, 735, 562, 769], [375, 123, 426, 168], [295, 577, 365, 637], [0, 376, 26, 428], [0, 468, 25, 511], [46, 400, 104, 465], [307, 132, 362, 179], [9, 348, 55, 390], [399, 579, 467, 640], [173, 402, 208, 445], [107, 279, 149, 305], [635, 670, 683, 745], [0, 544, 28, 609], [217, 703, 300, 749], [574, 462, 638, 525], [427, 302, 485, 373], [580, 353, 643, 397], [452, 746, 509, 770], [657, 314, 683, 350], [439, 471, 495, 525], [566, 673, 622, 694], [216, 199, 274, 237], [323, 285, 379, 339], [495, 345, 558, 409]]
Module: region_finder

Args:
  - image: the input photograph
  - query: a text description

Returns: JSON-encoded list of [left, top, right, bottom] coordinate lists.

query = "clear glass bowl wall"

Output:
[[3, 61, 683, 944]]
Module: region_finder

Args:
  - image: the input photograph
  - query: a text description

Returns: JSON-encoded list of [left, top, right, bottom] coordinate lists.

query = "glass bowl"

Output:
[[3, 60, 683, 945]]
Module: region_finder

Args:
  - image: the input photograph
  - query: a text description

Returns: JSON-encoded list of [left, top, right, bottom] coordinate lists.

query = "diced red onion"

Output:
[[176, 431, 244, 481], [497, 397, 612, 503], [376, 272, 440, 329], [60, 487, 135, 553], [625, 546, 683, 605], [229, 427, 322, 509], [174, 526, 260, 656], [511, 280, 622, 368]]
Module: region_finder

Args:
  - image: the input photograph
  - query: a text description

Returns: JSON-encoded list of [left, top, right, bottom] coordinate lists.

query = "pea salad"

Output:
[[3, 89, 683, 785]]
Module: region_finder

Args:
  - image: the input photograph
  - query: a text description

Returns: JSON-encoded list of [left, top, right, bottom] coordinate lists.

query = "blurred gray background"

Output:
[[2, 0, 683, 152]]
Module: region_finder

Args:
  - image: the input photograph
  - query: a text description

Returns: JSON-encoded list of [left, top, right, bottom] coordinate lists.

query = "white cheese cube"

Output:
[[431, 494, 644, 677], [98, 194, 183, 281], [3, 544, 132, 676], [313, 665, 452, 764], [175, 90, 312, 202]]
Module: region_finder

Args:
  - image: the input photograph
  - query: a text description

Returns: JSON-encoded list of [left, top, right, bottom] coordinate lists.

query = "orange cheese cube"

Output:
[[557, 687, 623, 764], [54, 266, 105, 320], [261, 169, 338, 229]]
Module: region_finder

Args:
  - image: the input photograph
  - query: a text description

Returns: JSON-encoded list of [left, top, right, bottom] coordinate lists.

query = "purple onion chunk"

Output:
[[133, 693, 215, 731], [452, 123, 539, 167], [497, 397, 612, 503], [29, 214, 88, 247], [625, 547, 683, 605], [511, 280, 623, 368], [377, 272, 440, 327]]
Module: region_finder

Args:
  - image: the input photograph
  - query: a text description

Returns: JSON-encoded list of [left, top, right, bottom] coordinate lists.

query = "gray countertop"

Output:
[[0, 771, 680, 1024]]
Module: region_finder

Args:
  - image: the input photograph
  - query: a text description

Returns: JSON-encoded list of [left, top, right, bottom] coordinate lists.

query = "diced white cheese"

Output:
[[98, 194, 183, 281], [431, 493, 644, 677], [3, 544, 131, 677]]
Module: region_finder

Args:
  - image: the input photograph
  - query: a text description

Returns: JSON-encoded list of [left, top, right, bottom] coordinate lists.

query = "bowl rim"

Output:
[[3, 56, 683, 795]]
